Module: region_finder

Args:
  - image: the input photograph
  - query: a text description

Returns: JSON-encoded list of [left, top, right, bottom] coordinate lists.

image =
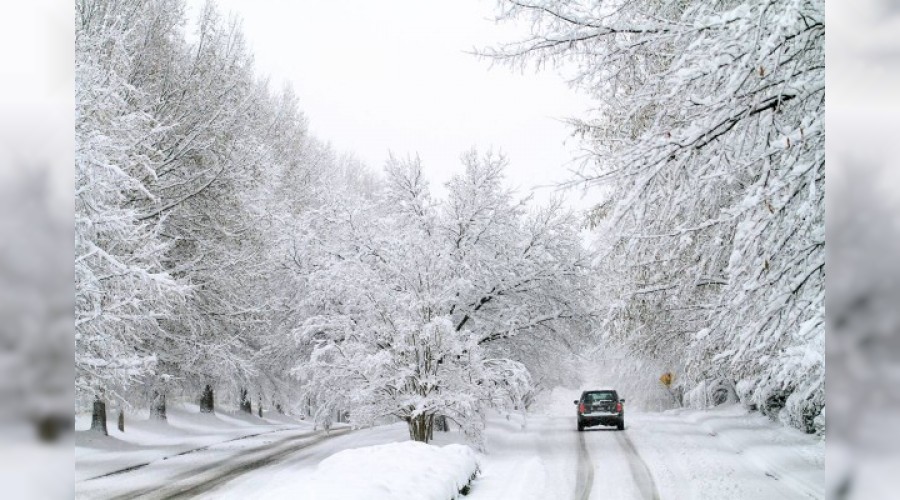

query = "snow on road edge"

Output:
[[266, 441, 478, 500], [626, 405, 825, 499]]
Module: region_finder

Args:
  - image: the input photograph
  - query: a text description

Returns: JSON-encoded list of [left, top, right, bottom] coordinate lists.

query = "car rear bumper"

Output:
[[579, 413, 623, 426]]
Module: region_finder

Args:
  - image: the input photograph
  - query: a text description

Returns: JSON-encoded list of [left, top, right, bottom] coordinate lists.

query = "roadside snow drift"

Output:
[[273, 441, 478, 500]]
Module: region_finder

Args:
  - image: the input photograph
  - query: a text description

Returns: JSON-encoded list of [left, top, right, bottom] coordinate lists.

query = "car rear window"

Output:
[[583, 391, 617, 402]]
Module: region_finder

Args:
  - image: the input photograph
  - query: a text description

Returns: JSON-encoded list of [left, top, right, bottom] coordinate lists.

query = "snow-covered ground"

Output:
[[75, 392, 824, 499], [75, 404, 322, 498], [292, 441, 477, 500]]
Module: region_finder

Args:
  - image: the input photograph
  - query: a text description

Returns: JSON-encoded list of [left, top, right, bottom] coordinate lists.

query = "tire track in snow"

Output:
[[81, 427, 300, 482], [160, 429, 352, 499], [104, 428, 352, 500], [575, 431, 594, 500], [615, 431, 661, 500]]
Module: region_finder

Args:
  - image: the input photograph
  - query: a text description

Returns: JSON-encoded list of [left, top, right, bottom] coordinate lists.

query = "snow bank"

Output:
[[277, 441, 478, 500], [679, 405, 824, 498], [637, 404, 825, 499]]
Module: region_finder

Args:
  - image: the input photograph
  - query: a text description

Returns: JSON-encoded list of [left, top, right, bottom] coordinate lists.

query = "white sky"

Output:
[[0, 0, 73, 210], [199, 0, 597, 207], [826, 0, 900, 111]]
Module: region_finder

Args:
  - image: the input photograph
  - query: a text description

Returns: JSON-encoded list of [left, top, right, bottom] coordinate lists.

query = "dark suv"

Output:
[[575, 389, 625, 431]]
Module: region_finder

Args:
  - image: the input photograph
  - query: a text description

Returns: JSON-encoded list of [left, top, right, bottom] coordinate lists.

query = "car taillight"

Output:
[[578, 403, 585, 414], [616, 402, 623, 413]]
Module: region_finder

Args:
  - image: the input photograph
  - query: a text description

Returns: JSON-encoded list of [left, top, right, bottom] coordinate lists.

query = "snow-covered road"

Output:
[[76, 427, 352, 499], [587, 426, 660, 500], [466, 408, 822, 500], [75, 403, 823, 499], [465, 413, 661, 500]]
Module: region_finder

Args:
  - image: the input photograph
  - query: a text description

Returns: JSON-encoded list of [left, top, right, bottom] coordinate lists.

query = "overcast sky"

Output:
[[196, 0, 596, 206]]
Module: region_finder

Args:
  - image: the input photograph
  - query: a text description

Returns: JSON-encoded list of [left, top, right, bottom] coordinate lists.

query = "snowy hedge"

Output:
[[291, 442, 478, 500]]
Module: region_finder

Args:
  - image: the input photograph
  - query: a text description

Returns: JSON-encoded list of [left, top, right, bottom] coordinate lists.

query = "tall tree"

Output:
[[291, 151, 596, 444], [490, 0, 824, 432], [76, 0, 188, 405], [76, 0, 330, 414]]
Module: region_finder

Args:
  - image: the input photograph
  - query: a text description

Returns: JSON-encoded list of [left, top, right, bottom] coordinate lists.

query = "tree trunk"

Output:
[[90, 396, 107, 435], [667, 386, 684, 408], [118, 409, 125, 432], [407, 414, 432, 443], [200, 384, 215, 413], [239, 388, 252, 414], [257, 395, 263, 418], [150, 391, 167, 421]]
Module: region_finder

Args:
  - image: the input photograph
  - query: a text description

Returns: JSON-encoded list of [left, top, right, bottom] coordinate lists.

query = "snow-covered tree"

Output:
[[76, 0, 337, 416], [490, 0, 824, 432], [291, 151, 597, 444], [76, 0, 188, 407]]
